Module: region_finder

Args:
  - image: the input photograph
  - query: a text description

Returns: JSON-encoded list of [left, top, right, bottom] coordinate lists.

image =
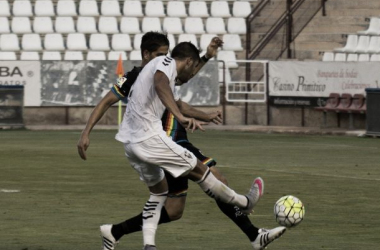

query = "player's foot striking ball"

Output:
[[251, 227, 287, 250], [100, 224, 119, 250]]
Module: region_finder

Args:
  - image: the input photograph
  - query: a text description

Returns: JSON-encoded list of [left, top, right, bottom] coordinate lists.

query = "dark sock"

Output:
[[111, 207, 171, 241], [216, 200, 259, 242]]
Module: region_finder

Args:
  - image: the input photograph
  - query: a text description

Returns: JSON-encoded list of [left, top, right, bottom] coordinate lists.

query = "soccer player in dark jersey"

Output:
[[77, 32, 285, 250]]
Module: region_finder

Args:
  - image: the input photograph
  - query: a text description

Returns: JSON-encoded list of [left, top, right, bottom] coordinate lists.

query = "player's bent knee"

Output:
[[165, 196, 186, 221]]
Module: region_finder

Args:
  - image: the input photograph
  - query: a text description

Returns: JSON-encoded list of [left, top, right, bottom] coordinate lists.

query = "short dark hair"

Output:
[[140, 32, 169, 57], [171, 42, 200, 63]]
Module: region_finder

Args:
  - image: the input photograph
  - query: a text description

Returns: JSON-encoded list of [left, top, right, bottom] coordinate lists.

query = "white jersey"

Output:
[[116, 56, 179, 143]]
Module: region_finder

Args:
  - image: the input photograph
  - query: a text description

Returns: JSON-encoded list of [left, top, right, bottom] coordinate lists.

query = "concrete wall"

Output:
[[24, 104, 366, 129]]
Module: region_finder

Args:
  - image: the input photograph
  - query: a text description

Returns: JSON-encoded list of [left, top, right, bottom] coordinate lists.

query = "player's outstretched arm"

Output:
[[77, 91, 119, 160], [154, 71, 206, 132], [177, 100, 222, 124]]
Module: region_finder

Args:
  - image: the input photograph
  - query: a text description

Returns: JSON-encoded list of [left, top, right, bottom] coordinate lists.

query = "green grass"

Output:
[[0, 130, 379, 250]]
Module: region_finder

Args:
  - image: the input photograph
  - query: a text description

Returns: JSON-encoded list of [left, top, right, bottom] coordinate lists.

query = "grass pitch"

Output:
[[0, 129, 379, 250]]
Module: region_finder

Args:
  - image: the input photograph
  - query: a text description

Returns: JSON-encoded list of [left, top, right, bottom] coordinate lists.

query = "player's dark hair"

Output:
[[140, 32, 169, 57], [171, 42, 200, 63]]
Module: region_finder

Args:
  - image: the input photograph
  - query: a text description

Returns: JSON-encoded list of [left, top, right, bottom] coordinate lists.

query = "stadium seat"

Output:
[[130, 50, 142, 61], [185, 18, 205, 34], [0, 18, 10, 33], [168, 34, 175, 51], [222, 34, 243, 51], [0, 52, 17, 60], [44, 34, 65, 51], [133, 34, 143, 50], [334, 35, 358, 53], [12, 17, 32, 34], [66, 33, 87, 50], [228, 18, 247, 34], [120, 17, 141, 34], [354, 36, 370, 53], [358, 17, 380, 36], [315, 93, 340, 113], [79, 0, 100, 16], [322, 52, 334, 61], [77, 17, 98, 34], [35, 0, 55, 16], [55, 17, 76, 34], [232, 1, 251, 17], [123, 1, 144, 17], [22, 34, 42, 51], [42, 51, 62, 60], [334, 53, 346, 61], [219, 68, 231, 83], [0, 1, 11, 17], [64, 51, 84, 61], [346, 53, 358, 62], [178, 34, 198, 48], [145, 1, 165, 17], [206, 18, 227, 34], [370, 54, 380, 62], [112, 34, 133, 51], [101, 1, 121, 16], [87, 51, 107, 60], [57, 0, 77, 16], [33, 17, 54, 34], [0, 34, 20, 51], [99, 17, 119, 34], [163, 18, 183, 34], [189, 2, 209, 18], [20, 51, 40, 60], [200, 34, 217, 51], [167, 1, 187, 17], [211, 1, 231, 18], [217, 51, 238, 69], [90, 34, 110, 51], [348, 94, 366, 114], [367, 36, 380, 54], [142, 17, 162, 33], [108, 51, 128, 60], [358, 54, 370, 62], [13, 1, 33, 16]]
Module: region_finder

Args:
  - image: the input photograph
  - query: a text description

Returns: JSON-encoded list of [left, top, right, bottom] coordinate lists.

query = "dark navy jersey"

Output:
[[111, 66, 142, 103], [161, 109, 188, 142]]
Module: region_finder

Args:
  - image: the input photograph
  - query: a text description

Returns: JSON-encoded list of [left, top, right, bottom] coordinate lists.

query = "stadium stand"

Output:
[[130, 50, 142, 61], [108, 51, 128, 61], [89, 34, 111, 51], [0, 0, 252, 74], [87, 51, 107, 61]]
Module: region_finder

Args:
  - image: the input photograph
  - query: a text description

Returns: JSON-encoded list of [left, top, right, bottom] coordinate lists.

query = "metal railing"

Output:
[[246, 0, 327, 61]]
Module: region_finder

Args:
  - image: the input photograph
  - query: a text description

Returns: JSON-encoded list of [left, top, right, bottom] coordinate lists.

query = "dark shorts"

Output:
[[165, 140, 216, 197]]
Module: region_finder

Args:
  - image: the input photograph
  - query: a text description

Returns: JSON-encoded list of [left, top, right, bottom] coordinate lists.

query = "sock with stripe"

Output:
[[142, 192, 168, 246], [111, 207, 171, 241], [216, 200, 259, 241], [196, 169, 248, 208]]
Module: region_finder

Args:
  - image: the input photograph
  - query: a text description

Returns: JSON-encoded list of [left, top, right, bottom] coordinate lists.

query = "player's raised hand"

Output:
[[77, 134, 90, 160], [208, 110, 223, 125], [206, 37, 224, 59]]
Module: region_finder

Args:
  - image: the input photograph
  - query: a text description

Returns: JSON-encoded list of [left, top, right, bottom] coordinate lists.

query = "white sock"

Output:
[[142, 191, 168, 246], [196, 169, 248, 208]]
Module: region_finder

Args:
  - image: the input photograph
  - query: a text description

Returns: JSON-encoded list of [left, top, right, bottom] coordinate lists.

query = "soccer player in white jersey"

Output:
[[112, 41, 264, 250], [78, 32, 285, 250]]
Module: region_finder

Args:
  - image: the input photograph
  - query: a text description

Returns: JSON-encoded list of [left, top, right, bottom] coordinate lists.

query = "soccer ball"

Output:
[[274, 195, 305, 228]]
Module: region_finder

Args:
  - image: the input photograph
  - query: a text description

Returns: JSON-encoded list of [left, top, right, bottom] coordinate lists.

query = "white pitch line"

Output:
[[0, 189, 21, 193], [216, 165, 380, 182]]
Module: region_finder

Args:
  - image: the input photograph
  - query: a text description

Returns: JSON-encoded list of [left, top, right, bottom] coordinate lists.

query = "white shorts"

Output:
[[123, 133, 198, 187]]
